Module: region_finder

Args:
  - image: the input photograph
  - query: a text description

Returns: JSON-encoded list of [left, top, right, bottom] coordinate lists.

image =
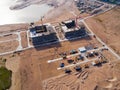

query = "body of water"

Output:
[[0, 0, 52, 25]]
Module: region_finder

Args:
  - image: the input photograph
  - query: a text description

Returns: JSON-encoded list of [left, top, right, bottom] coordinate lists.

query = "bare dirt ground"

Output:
[[0, 40, 19, 53], [0, 4, 120, 90], [85, 6, 120, 55], [43, 63, 120, 90], [3, 35, 119, 90], [0, 24, 28, 33], [6, 55, 21, 90], [20, 31, 28, 48], [0, 34, 18, 41], [43, 58, 120, 90], [102, 50, 118, 62]]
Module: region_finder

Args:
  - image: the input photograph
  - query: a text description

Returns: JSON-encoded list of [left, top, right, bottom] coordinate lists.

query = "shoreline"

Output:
[[0, 0, 53, 25], [0, 0, 78, 33]]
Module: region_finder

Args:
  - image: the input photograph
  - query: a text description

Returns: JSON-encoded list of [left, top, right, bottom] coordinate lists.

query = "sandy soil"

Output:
[[20, 31, 28, 48], [0, 34, 18, 41], [85, 6, 120, 55], [2, 36, 99, 90], [0, 40, 19, 53], [6, 55, 21, 90], [39, 4, 89, 25], [3, 35, 118, 90], [0, 24, 28, 33], [0, 33, 119, 90], [36, 6, 76, 24], [102, 50, 118, 62], [0, 4, 120, 90], [43, 63, 120, 90]]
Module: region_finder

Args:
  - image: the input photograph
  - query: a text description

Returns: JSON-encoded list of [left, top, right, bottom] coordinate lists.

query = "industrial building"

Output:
[[61, 20, 87, 39], [29, 23, 58, 45]]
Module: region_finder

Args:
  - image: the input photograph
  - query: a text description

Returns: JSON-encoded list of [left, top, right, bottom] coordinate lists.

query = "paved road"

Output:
[[27, 30, 32, 47], [16, 32, 23, 50]]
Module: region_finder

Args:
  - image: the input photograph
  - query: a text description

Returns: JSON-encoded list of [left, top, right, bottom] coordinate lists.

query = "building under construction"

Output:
[[61, 20, 87, 39], [29, 23, 58, 45]]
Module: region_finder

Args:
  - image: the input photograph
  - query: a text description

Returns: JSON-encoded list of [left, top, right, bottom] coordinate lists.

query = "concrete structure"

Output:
[[61, 20, 87, 39], [29, 23, 58, 45], [78, 47, 87, 53]]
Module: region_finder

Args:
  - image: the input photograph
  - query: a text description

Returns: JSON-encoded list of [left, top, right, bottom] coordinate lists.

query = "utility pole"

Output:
[[41, 16, 44, 32]]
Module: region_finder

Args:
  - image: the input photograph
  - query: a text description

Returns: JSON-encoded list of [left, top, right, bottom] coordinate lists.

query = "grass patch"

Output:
[[0, 67, 12, 90]]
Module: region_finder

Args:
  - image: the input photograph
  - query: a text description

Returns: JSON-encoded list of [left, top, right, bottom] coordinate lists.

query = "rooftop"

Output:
[[78, 47, 87, 53], [29, 23, 55, 38], [61, 20, 81, 33]]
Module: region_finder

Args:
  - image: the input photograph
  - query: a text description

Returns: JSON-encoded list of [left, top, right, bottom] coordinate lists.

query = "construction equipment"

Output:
[[67, 58, 74, 64], [60, 63, 65, 68], [84, 64, 89, 68], [70, 50, 78, 54], [77, 55, 84, 60], [59, 52, 67, 59], [93, 52, 99, 56], [74, 66, 82, 72], [65, 69, 72, 74], [92, 60, 101, 66]]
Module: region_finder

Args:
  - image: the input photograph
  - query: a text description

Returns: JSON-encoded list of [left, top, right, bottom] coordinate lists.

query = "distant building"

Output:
[[29, 23, 58, 45], [61, 20, 87, 39]]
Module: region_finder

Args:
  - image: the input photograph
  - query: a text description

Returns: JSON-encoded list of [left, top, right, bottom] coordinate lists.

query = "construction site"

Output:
[[29, 23, 58, 46], [0, 0, 120, 90], [75, 0, 114, 15]]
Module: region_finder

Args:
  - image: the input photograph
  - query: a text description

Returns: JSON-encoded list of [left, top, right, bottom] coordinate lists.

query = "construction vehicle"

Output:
[[67, 58, 74, 64], [59, 52, 67, 59], [70, 50, 78, 54], [93, 52, 99, 56], [84, 64, 89, 68], [65, 69, 72, 74], [92, 60, 101, 66], [60, 63, 65, 68], [77, 55, 84, 60], [74, 66, 81, 72]]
